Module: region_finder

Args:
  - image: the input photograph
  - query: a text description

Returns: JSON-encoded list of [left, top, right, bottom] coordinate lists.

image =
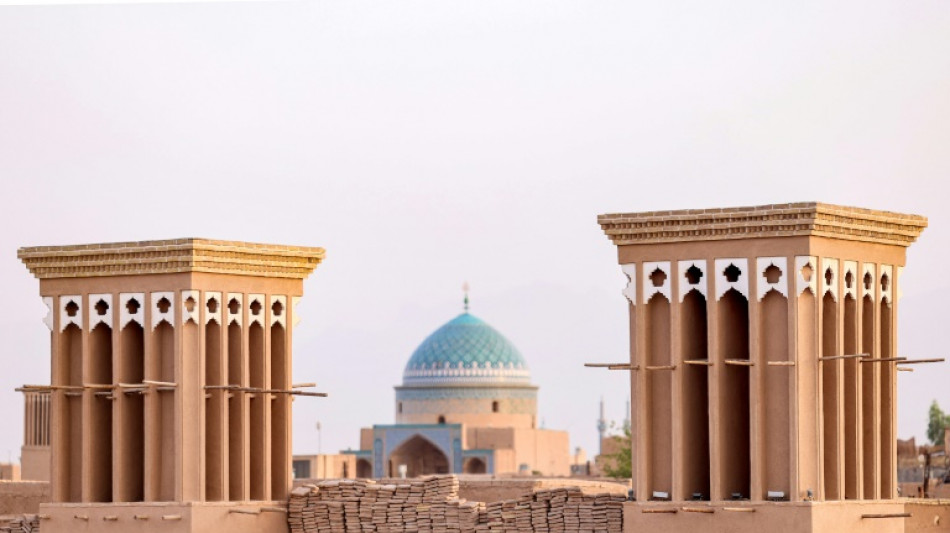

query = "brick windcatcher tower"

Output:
[[597, 203, 930, 533], [18, 238, 324, 533]]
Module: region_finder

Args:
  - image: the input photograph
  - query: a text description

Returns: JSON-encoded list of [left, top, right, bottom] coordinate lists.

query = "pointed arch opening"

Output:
[[464, 457, 487, 474], [880, 300, 894, 498], [821, 292, 840, 500], [861, 294, 877, 499], [388, 435, 449, 477], [356, 458, 372, 478], [843, 294, 859, 499], [761, 289, 790, 498], [118, 321, 144, 502], [681, 289, 709, 499], [89, 323, 113, 502], [645, 293, 672, 497], [718, 288, 750, 500]]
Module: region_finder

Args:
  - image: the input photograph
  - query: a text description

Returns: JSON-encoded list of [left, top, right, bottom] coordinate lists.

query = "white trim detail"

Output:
[[292, 297, 302, 327], [756, 257, 788, 301], [42, 297, 53, 331], [59, 295, 82, 332], [248, 294, 265, 327], [897, 266, 904, 301], [795, 256, 818, 296], [119, 293, 144, 329], [880, 265, 893, 304], [270, 295, 287, 327], [205, 292, 222, 325], [227, 293, 243, 326], [181, 290, 200, 325], [677, 260, 707, 302], [88, 293, 114, 329], [821, 258, 839, 301], [151, 291, 175, 330], [842, 261, 858, 301], [620, 264, 637, 304], [714, 258, 749, 300], [642, 261, 672, 304], [861, 264, 876, 299]]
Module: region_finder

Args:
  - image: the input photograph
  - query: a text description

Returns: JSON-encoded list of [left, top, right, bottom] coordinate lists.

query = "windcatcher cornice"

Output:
[[18, 237, 325, 279], [598, 201, 927, 247]]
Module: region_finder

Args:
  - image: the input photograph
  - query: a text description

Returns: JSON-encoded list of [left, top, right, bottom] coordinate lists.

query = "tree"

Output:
[[926, 400, 950, 445], [601, 425, 632, 479]]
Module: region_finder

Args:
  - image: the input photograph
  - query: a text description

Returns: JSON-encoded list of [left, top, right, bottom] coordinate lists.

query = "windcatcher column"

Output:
[[598, 203, 927, 533], [18, 238, 325, 533]]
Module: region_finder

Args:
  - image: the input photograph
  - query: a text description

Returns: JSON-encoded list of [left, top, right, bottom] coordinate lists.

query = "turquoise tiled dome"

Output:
[[402, 313, 531, 385]]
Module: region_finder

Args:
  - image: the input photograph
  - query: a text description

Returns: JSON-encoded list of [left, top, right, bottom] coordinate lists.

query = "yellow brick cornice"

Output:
[[598, 202, 927, 247], [18, 238, 325, 279]]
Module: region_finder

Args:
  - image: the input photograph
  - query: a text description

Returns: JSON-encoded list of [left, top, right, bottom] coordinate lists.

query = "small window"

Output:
[[492, 401, 499, 413], [438, 415, 446, 424], [398, 402, 403, 413]]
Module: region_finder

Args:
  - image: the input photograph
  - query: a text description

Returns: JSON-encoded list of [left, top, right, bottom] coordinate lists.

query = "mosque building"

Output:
[[342, 293, 571, 478]]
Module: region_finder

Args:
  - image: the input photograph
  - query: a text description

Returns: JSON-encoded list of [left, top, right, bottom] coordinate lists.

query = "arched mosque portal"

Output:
[[388, 435, 449, 478]]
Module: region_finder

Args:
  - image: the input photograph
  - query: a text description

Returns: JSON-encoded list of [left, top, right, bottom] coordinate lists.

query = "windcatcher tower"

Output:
[[597, 203, 929, 532], [18, 238, 325, 533]]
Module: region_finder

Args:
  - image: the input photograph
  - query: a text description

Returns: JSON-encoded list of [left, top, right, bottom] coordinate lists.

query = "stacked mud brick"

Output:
[[0, 515, 40, 533], [288, 476, 624, 533]]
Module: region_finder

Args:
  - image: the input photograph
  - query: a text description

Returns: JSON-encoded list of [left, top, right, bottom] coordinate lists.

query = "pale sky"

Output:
[[0, 0, 948, 465]]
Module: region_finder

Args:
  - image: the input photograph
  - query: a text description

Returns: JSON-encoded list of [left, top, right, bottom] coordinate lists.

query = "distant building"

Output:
[[301, 299, 571, 478]]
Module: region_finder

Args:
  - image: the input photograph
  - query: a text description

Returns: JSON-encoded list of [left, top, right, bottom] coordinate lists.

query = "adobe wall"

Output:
[[0, 481, 50, 516], [20, 447, 49, 482], [455, 477, 628, 503], [512, 428, 571, 477], [623, 499, 950, 533], [904, 500, 950, 531]]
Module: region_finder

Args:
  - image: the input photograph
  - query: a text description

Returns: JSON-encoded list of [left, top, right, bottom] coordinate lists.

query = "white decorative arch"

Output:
[[248, 294, 265, 327], [714, 258, 749, 300], [842, 261, 858, 300], [880, 265, 893, 304], [205, 291, 222, 324], [88, 293, 114, 329], [270, 295, 287, 327], [227, 293, 243, 326], [677, 260, 707, 302], [795, 256, 817, 296], [59, 295, 82, 332], [642, 261, 671, 304], [181, 290, 200, 325], [620, 263, 637, 304], [119, 293, 144, 329], [292, 296, 302, 327], [821, 258, 839, 301], [151, 291, 175, 330], [42, 297, 53, 331], [861, 264, 876, 300], [756, 257, 788, 301]]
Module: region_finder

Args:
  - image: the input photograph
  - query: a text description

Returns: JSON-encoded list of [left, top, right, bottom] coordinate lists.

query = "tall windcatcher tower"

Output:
[[18, 238, 325, 533], [597, 202, 929, 532]]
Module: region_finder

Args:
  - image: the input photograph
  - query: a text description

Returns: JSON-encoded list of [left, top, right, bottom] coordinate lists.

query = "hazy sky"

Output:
[[0, 0, 948, 464]]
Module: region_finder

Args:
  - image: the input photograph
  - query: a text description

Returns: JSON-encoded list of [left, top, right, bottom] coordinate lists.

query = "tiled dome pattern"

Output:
[[402, 313, 531, 385]]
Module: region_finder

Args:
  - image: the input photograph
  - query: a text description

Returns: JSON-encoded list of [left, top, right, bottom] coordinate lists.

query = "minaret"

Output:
[[597, 397, 607, 455]]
